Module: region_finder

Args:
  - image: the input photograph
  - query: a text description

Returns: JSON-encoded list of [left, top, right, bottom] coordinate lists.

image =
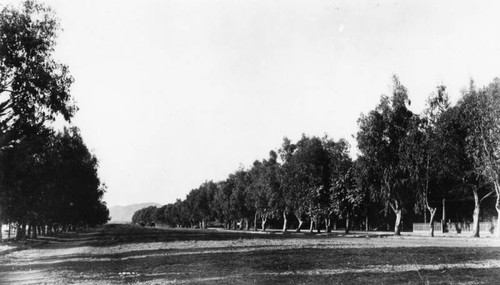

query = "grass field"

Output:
[[1, 224, 499, 284]]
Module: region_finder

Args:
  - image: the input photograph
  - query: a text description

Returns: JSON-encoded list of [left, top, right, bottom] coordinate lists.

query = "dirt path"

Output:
[[1, 225, 499, 284]]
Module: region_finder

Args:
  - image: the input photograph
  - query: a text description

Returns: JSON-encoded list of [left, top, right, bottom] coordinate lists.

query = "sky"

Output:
[[5, 0, 500, 207]]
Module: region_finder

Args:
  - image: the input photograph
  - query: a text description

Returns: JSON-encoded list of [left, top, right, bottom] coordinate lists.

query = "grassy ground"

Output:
[[1, 224, 499, 284]]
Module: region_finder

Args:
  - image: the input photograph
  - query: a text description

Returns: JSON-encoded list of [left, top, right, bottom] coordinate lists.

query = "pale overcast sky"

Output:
[[6, 0, 500, 206]]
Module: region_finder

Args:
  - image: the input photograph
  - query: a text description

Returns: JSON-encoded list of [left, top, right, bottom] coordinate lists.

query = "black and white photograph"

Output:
[[1, 0, 500, 283]]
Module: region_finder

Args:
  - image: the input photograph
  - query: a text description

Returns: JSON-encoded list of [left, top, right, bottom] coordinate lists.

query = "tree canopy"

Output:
[[134, 76, 500, 238], [0, 1, 108, 239]]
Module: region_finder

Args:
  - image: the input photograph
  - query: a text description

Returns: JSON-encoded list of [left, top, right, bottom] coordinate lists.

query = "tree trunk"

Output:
[[316, 216, 321, 233], [472, 188, 480, 237], [32, 223, 37, 239], [365, 215, 369, 231], [394, 209, 402, 236], [295, 214, 304, 232], [16, 224, 21, 239], [282, 210, 288, 233], [244, 218, 249, 231], [325, 218, 331, 233], [16, 223, 26, 239], [254, 213, 258, 231], [309, 216, 315, 233], [428, 207, 437, 237], [442, 198, 447, 233], [261, 214, 267, 231], [494, 181, 500, 237], [424, 207, 427, 224], [345, 212, 350, 234], [390, 201, 402, 236], [8, 223, 11, 239]]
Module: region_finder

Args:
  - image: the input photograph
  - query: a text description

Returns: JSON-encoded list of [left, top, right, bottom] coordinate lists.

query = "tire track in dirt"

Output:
[[151, 259, 500, 284]]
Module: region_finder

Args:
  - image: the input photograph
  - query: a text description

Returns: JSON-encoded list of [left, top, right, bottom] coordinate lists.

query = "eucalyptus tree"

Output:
[[248, 151, 280, 231], [199, 181, 217, 228], [0, 1, 77, 239], [278, 135, 331, 233], [132, 206, 158, 225], [0, 1, 76, 145], [0, 126, 52, 238], [171, 199, 189, 227], [47, 127, 109, 229], [1, 127, 108, 237], [297, 135, 331, 233], [413, 86, 469, 237], [458, 79, 500, 236], [213, 178, 235, 229], [328, 139, 362, 234], [229, 169, 253, 230], [277, 137, 298, 232], [184, 188, 200, 227], [248, 160, 267, 230], [419, 87, 448, 236], [184, 181, 217, 228], [356, 76, 415, 235], [352, 156, 377, 231]]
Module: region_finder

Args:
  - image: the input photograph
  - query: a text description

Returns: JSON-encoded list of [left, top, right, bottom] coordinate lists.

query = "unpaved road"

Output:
[[1, 225, 500, 284]]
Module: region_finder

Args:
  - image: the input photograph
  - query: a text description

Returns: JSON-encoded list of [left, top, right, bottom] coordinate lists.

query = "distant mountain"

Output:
[[109, 202, 161, 223]]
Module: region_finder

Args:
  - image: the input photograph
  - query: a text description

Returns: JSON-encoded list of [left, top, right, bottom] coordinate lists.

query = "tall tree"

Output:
[[277, 137, 297, 232], [279, 135, 331, 233], [46, 127, 109, 229], [0, 0, 76, 142], [328, 139, 361, 234], [213, 179, 234, 229], [459, 79, 500, 236], [229, 169, 253, 230], [356, 76, 414, 235], [1, 127, 108, 236], [248, 151, 280, 231], [415, 86, 468, 237], [0, 1, 76, 239]]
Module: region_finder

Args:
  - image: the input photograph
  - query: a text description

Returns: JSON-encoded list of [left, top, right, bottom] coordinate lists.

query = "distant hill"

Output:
[[109, 202, 161, 223]]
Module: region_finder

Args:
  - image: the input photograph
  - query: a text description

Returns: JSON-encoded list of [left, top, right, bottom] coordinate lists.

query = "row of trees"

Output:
[[133, 136, 361, 233], [0, 127, 109, 238], [135, 76, 500, 237], [357, 77, 500, 237], [0, 1, 109, 239]]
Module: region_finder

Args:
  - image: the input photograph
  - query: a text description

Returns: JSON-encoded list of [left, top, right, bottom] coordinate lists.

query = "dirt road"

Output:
[[1, 225, 499, 284]]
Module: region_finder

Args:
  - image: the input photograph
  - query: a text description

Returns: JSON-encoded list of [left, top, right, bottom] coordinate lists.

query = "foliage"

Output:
[[356, 76, 415, 234], [0, 1, 107, 238], [132, 75, 500, 237], [0, 0, 76, 147], [0, 127, 109, 229]]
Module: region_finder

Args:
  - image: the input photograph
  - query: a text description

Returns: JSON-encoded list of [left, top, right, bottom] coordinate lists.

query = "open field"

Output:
[[1, 225, 500, 284]]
